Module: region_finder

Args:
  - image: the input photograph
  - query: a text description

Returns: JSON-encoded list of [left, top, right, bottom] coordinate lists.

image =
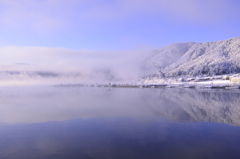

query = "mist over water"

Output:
[[0, 86, 240, 159], [0, 47, 147, 86]]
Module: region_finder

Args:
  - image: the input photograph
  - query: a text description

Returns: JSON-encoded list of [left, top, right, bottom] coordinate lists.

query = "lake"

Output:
[[0, 86, 240, 159]]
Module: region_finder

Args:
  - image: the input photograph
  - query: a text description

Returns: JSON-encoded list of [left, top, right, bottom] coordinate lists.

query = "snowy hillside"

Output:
[[142, 37, 240, 78]]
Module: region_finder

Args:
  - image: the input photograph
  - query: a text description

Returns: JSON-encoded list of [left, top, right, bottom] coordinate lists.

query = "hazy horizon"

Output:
[[1, 0, 240, 85]]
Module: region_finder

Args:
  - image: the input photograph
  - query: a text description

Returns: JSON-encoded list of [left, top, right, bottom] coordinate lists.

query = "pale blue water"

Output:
[[0, 86, 240, 159]]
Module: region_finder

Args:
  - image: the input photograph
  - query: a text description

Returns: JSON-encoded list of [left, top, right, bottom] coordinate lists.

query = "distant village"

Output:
[[176, 74, 240, 83], [143, 73, 240, 89]]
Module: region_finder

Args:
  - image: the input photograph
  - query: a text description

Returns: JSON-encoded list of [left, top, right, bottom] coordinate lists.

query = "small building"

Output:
[[177, 78, 184, 82], [222, 75, 229, 80], [195, 77, 210, 82], [186, 78, 195, 82], [213, 76, 222, 80], [230, 78, 240, 83]]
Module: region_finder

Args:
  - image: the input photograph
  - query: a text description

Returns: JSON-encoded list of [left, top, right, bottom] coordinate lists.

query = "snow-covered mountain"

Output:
[[142, 37, 240, 78]]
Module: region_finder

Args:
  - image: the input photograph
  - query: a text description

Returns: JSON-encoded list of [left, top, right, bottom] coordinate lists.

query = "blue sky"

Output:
[[1, 0, 240, 51], [1, 0, 240, 85]]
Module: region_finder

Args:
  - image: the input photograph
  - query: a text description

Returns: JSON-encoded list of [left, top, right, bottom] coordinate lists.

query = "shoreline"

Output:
[[55, 74, 240, 90], [55, 81, 240, 90]]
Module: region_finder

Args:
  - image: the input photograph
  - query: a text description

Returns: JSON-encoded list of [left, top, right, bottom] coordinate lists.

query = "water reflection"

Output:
[[146, 88, 240, 126], [0, 87, 240, 159], [0, 87, 240, 126]]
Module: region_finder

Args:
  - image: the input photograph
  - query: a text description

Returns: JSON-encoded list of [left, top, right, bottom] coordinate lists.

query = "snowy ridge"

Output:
[[142, 37, 240, 78]]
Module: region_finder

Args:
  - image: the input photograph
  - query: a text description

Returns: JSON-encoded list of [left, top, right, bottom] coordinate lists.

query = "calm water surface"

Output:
[[0, 86, 240, 159]]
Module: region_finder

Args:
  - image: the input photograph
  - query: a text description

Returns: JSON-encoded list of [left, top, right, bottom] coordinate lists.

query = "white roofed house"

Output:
[[213, 76, 222, 80], [194, 77, 210, 82], [186, 77, 195, 82]]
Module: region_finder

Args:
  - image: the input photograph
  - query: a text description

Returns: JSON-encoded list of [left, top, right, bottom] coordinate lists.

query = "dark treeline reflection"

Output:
[[0, 87, 240, 159]]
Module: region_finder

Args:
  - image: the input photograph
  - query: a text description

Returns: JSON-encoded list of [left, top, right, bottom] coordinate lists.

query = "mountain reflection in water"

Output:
[[0, 86, 239, 126], [145, 88, 240, 126], [0, 86, 240, 159]]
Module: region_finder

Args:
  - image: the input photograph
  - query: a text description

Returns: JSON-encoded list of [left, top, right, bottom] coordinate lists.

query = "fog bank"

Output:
[[0, 46, 146, 86]]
